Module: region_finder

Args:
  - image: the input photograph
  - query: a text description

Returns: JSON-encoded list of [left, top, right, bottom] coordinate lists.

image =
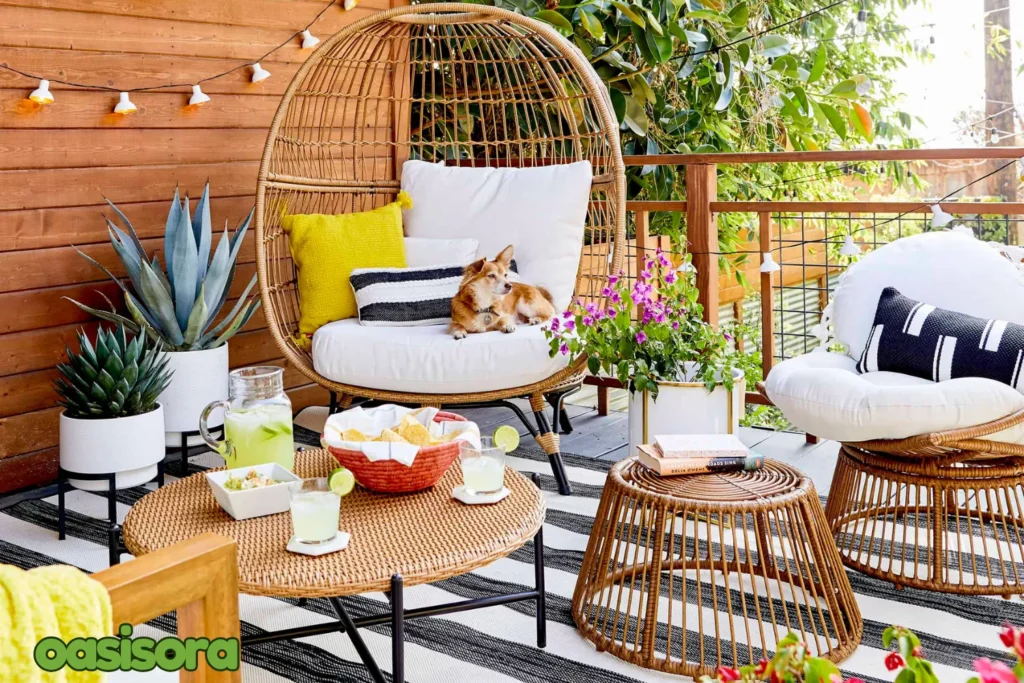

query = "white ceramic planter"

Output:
[[59, 405, 166, 491], [160, 344, 229, 447], [628, 365, 745, 454]]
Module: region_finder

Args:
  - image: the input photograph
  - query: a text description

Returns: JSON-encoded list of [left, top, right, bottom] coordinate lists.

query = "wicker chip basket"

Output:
[[325, 412, 467, 493]]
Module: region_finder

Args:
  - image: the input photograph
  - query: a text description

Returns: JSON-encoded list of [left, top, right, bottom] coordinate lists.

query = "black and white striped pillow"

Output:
[[349, 265, 464, 327], [858, 287, 1024, 390]]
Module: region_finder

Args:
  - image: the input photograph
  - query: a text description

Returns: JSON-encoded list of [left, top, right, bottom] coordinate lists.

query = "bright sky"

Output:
[[891, 0, 1021, 148]]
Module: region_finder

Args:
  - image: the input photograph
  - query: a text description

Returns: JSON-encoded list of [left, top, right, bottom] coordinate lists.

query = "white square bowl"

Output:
[[205, 464, 300, 520]]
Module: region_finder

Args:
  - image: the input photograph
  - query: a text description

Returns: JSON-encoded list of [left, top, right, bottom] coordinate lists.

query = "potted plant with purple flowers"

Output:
[[545, 248, 748, 451]]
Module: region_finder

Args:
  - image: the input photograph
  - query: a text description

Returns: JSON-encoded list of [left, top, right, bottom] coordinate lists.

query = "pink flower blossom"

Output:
[[884, 653, 904, 672], [606, 306, 617, 318], [655, 312, 667, 323], [974, 658, 1017, 683], [724, 333, 733, 341], [640, 269, 652, 281], [846, 679, 866, 683], [550, 318, 560, 332], [585, 303, 598, 315], [601, 287, 613, 297], [608, 275, 619, 285], [611, 291, 622, 304], [635, 331, 647, 344], [564, 320, 575, 331], [562, 310, 573, 319], [582, 315, 594, 326], [672, 321, 680, 330], [593, 308, 604, 320], [658, 253, 671, 267], [559, 342, 570, 356], [717, 667, 740, 682], [665, 271, 677, 284]]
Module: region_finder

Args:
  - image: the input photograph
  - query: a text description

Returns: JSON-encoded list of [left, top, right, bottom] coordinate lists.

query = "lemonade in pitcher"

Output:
[[201, 367, 295, 471]]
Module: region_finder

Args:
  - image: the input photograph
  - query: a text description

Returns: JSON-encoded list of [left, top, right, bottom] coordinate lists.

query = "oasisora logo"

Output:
[[34, 624, 240, 673]]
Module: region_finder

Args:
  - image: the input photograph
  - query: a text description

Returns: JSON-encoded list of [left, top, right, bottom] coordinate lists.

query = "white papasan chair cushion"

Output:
[[312, 319, 569, 394], [765, 231, 1024, 444]]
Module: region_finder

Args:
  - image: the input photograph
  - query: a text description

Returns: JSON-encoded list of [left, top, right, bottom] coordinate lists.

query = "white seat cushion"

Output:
[[400, 160, 592, 312], [312, 319, 570, 394], [764, 351, 1024, 443], [834, 231, 1024, 360]]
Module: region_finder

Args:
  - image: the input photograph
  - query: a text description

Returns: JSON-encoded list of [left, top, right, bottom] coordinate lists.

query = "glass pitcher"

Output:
[[200, 366, 295, 471]]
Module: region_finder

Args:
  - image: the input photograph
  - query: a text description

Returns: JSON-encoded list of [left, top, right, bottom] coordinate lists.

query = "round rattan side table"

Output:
[[571, 457, 862, 676]]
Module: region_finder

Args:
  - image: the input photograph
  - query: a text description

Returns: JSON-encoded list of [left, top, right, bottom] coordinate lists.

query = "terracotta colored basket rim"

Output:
[[320, 410, 467, 456]]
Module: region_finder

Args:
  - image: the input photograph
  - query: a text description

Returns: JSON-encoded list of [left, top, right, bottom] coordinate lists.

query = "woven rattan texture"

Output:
[[122, 449, 545, 598], [826, 444, 1024, 595], [572, 457, 861, 675]]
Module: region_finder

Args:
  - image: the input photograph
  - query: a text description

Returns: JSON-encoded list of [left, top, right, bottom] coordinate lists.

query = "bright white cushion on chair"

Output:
[[400, 160, 593, 312], [404, 236, 478, 267], [833, 231, 1024, 360], [312, 319, 570, 394], [764, 351, 1024, 443]]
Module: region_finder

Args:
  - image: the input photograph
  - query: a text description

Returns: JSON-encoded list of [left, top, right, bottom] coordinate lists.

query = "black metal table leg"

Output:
[[107, 473, 121, 566], [392, 574, 405, 683], [57, 473, 66, 540], [328, 597, 386, 683], [179, 431, 189, 477], [531, 472, 547, 648]]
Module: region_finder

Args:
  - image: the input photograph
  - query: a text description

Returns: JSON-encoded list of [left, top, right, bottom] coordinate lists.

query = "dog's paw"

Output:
[[451, 328, 467, 340], [500, 321, 517, 334], [527, 317, 544, 325]]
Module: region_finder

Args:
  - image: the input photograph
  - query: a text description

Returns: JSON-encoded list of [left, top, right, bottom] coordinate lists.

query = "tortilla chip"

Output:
[[341, 429, 368, 442], [430, 430, 461, 444], [397, 419, 432, 446], [373, 428, 407, 443]]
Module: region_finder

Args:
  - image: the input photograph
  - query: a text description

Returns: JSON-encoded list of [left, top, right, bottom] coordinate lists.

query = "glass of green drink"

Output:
[[201, 366, 295, 471]]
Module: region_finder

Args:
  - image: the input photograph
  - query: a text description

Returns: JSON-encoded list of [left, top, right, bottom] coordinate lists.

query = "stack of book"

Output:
[[636, 434, 764, 476]]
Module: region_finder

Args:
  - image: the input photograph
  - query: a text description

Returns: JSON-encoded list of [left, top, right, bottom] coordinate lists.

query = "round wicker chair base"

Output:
[[826, 445, 1024, 596], [571, 458, 862, 676]]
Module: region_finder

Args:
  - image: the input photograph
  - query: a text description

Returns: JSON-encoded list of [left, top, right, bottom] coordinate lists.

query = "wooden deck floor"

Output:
[[457, 386, 842, 493]]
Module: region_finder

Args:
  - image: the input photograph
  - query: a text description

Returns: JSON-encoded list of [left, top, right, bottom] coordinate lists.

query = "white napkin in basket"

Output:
[[320, 404, 480, 467]]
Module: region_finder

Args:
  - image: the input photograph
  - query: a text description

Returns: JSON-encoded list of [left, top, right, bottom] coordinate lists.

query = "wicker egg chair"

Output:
[[255, 3, 626, 495]]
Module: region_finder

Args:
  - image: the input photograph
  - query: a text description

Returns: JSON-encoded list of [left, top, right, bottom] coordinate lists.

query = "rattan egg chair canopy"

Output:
[[255, 3, 626, 494]]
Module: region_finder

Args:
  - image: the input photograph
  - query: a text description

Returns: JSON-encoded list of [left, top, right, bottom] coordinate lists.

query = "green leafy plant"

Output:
[[68, 183, 260, 351], [55, 324, 173, 419], [545, 249, 746, 398]]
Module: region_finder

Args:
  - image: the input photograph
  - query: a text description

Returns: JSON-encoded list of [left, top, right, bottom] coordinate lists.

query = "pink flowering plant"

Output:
[[699, 624, 1024, 683], [545, 249, 747, 399]]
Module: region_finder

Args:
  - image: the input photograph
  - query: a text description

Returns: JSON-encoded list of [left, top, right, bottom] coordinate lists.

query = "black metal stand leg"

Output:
[[392, 574, 404, 683], [178, 431, 189, 477], [57, 473, 66, 540], [107, 473, 121, 566], [156, 460, 165, 488], [296, 598, 307, 607], [533, 409, 572, 496], [328, 597, 386, 683], [531, 473, 547, 648], [545, 391, 575, 435], [329, 392, 339, 415]]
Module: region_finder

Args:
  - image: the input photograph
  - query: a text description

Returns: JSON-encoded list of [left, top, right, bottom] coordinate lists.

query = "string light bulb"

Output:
[[188, 84, 211, 106], [676, 261, 696, 274], [301, 29, 320, 49], [853, 8, 868, 37], [343, 0, 358, 8], [930, 204, 955, 229], [29, 79, 53, 104], [251, 63, 272, 83], [760, 252, 781, 273], [990, 127, 1001, 145], [113, 92, 137, 115], [714, 58, 726, 85], [840, 234, 861, 256]]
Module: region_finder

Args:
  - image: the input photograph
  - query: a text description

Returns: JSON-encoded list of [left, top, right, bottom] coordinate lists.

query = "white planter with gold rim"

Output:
[[627, 365, 745, 453]]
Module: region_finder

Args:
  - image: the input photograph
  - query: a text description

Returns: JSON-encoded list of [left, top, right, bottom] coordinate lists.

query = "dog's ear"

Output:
[[495, 244, 514, 267], [463, 258, 486, 277]]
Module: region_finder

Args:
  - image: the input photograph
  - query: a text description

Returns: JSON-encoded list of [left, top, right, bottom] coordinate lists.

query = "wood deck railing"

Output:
[[591, 147, 1024, 415]]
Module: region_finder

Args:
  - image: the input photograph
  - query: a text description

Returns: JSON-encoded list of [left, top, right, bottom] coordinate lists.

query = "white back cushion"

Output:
[[403, 237, 478, 267], [833, 231, 1024, 360], [400, 160, 593, 312]]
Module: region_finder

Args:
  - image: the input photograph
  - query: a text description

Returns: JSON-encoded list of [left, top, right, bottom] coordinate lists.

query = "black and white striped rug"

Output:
[[0, 419, 1011, 682]]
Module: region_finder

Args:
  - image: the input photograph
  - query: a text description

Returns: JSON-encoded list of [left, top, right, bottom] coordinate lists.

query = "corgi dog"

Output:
[[450, 245, 556, 339]]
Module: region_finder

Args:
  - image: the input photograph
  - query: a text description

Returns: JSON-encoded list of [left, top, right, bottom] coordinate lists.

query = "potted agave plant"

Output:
[[55, 324, 173, 490], [545, 249, 747, 452], [69, 183, 260, 446]]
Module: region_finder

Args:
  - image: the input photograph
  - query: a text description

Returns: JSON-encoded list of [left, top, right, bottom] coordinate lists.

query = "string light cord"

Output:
[[0, 0, 337, 93]]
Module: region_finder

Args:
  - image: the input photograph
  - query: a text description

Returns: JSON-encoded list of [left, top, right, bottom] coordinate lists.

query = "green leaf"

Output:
[[623, 94, 648, 135], [578, 10, 606, 42], [830, 78, 859, 99], [851, 74, 873, 95], [819, 101, 847, 140], [139, 260, 185, 346], [610, 1, 645, 27], [170, 197, 198, 331], [192, 182, 212, 286], [609, 87, 627, 123], [630, 75, 656, 107], [183, 284, 209, 347], [163, 188, 183, 289], [727, 2, 749, 27], [808, 44, 827, 83], [757, 34, 790, 58], [895, 667, 918, 683], [686, 9, 729, 22], [643, 9, 663, 35], [646, 28, 672, 64], [536, 10, 573, 36], [850, 101, 874, 142]]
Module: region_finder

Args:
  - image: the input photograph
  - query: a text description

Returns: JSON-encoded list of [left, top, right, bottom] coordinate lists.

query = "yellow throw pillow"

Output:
[[283, 192, 411, 340]]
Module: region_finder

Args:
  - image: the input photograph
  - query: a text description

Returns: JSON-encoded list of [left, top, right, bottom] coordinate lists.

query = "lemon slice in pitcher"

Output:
[[492, 425, 520, 453], [328, 467, 356, 497]]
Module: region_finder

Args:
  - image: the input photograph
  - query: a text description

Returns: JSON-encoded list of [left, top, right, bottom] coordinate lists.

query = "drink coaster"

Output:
[[287, 531, 350, 556], [452, 485, 510, 505]]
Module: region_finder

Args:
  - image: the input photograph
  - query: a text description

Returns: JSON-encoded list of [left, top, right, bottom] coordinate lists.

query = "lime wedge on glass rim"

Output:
[[328, 467, 356, 497], [492, 425, 520, 453]]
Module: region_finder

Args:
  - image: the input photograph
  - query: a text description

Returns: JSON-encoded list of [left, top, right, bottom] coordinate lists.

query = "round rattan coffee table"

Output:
[[571, 457, 862, 676], [122, 448, 547, 683]]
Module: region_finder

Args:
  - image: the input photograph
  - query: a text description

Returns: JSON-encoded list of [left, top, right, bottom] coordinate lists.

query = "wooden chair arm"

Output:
[[94, 533, 241, 682]]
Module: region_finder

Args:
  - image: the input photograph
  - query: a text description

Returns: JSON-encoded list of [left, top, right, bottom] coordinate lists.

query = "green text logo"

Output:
[[34, 624, 240, 673]]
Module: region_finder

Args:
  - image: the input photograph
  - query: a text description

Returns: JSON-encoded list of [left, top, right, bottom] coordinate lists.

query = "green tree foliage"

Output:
[[464, 0, 925, 248]]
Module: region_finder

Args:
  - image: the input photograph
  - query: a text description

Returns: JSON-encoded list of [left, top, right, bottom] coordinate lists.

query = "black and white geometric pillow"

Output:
[[857, 287, 1024, 390], [349, 265, 465, 327]]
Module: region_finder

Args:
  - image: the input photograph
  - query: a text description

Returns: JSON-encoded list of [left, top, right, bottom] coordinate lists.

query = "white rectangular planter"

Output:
[[161, 344, 230, 446], [628, 373, 745, 454]]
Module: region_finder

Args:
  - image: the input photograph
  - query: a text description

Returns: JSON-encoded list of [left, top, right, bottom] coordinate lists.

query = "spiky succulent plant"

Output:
[[68, 183, 260, 351], [55, 325, 173, 419]]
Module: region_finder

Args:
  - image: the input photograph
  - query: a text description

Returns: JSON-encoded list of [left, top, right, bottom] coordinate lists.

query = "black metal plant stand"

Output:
[[57, 462, 164, 567], [168, 425, 223, 476], [242, 473, 548, 683]]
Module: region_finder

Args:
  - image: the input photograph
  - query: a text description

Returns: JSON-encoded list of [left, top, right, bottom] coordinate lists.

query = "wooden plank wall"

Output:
[[0, 0, 404, 493]]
